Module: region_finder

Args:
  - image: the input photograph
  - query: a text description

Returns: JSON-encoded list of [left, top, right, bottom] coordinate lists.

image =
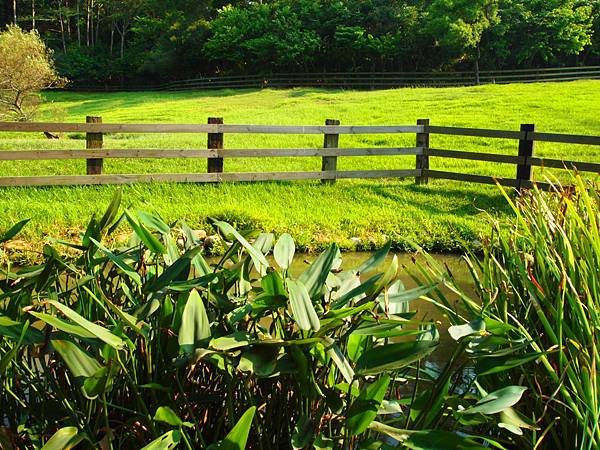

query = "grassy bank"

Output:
[[1, 81, 599, 254]]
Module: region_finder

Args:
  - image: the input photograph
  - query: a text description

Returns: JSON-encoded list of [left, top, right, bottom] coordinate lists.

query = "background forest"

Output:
[[1, 0, 600, 87]]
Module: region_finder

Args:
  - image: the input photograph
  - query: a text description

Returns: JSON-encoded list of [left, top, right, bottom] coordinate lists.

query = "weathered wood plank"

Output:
[[415, 119, 430, 185], [426, 170, 519, 187], [0, 169, 421, 187], [322, 119, 340, 185], [207, 117, 224, 173], [428, 148, 522, 164], [529, 132, 600, 146], [530, 157, 600, 173], [0, 122, 423, 135], [426, 126, 525, 140], [86, 116, 103, 175], [0, 147, 423, 161]]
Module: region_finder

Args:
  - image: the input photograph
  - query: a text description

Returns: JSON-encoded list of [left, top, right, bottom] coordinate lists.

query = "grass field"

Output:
[[1, 80, 599, 255]]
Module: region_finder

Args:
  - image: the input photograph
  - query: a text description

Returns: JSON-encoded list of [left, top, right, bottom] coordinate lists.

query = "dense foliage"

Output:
[[1, 191, 542, 449], [0, 25, 66, 120], [417, 176, 600, 448], [1, 0, 599, 86]]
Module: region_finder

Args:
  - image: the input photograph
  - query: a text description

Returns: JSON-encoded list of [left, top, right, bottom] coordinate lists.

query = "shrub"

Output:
[[0, 25, 67, 121], [0, 192, 530, 449]]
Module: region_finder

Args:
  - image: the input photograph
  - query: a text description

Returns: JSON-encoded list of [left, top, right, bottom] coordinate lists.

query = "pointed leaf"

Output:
[[347, 375, 390, 435], [356, 341, 437, 375], [460, 386, 527, 415], [299, 245, 339, 299], [47, 300, 124, 349], [178, 289, 211, 354], [287, 279, 320, 331], [274, 233, 295, 270], [40, 427, 83, 450]]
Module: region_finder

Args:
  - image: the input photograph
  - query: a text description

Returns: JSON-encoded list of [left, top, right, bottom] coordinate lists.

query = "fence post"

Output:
[[207, 117, 224, 174], [516, 124, 535, 190], [86, 116, 103, 175], [322, 119, 340, 185], [415, 119, 430, 185]]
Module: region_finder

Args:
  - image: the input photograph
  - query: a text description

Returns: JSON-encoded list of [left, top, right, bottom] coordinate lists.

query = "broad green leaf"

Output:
[[367, 423, 489, 450], [90, 237, 141, 285], [403, 430, 490, 450], [29, 312, 95, 339], [97, 189, 122, 232], [287, 279, 320, 331], [448, 319, 486, 341], [332, 273, 382, 309], [140, 430, 181, 450], [52, 339, 104, 399], [178, 289, 211, 354], [299, 244, 339, 299], [460, 386, 527, 415], [125, 210, 166, 254], [253, 232, 274, 254], [238, 345, 279, 377], [40, 426, 83, 450], [292, 415, 313, 450], [356, 241, 391, 274], [47, 300, 125, 350], [274, 233, 295, 270], [382, 283, 438, 315], [210, 332, 252, 351], [346, 333, 368, 362], [0, 315, 44, 344], [378, 400, 403, 415], [0, 320, 30, 375], [346, 375, 390, 435], [367, 254, 398, 297], [145, 246, 202, 292], [154, 406, 183, 427], [83, 366, 114, 398], [322, 336, 354, 383], [214, 221, 269, 275], [261, 271, 286, 296], [138, 210, 171, 234], [0, 219, 30, 244], [476, 352, 543, 377], [356, 341, 437, 375], [498, 407, 539, 435], [216, 406, 256, 450], [313, 433, 334, 450]]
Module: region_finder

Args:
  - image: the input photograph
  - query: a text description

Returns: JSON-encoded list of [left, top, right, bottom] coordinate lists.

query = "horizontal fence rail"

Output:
[[0, 116, 599, 188], [63, 66, 600, 92]]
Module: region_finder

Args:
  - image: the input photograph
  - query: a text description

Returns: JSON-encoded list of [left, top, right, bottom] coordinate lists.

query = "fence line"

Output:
[[63, 66, 600, 92], [1, 117, 600, 189]]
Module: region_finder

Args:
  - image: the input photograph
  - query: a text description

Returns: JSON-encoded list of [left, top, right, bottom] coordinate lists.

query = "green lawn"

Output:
[[1, 80, 599, 254]]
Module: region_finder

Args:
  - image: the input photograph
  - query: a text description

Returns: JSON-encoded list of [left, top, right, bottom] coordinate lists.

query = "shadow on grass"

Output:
[[43, 88, 265, 119]]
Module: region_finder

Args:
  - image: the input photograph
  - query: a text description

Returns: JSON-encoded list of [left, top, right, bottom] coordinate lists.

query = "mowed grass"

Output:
[[1, 80, 599, 254]]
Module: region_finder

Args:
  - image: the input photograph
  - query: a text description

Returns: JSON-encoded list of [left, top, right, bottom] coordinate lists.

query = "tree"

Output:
[[425, 0, 499, 82], [0, 25, 67, 121], [485, 0, 595, 67]]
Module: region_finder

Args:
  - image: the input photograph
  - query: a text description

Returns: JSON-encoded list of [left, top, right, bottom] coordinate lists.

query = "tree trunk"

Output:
[[110, 21, 114, 55], [120, 28, 125, 59], [31, 0, 35, 30], [86, 0, 90, 46], [475, 46, 481, 85], [13, 0, 17, 25], [76, 0, 81, 46], [59, 0, 67, 53]]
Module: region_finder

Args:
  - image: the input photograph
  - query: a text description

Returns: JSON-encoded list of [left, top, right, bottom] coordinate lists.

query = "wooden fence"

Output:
[[0, 117, 599, 188], [67, 66, 600, 92]]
